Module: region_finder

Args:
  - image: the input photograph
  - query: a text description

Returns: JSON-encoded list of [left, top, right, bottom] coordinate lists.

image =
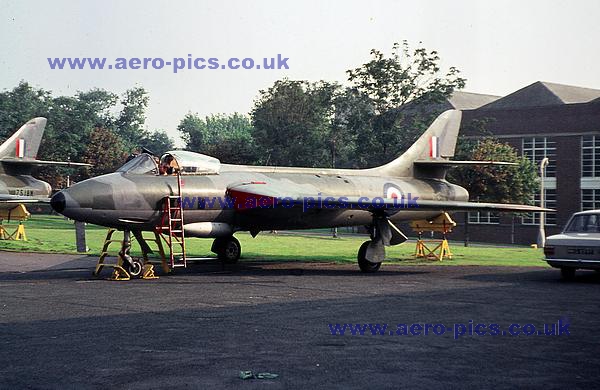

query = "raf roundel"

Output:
[[384, 183, 403, 199]]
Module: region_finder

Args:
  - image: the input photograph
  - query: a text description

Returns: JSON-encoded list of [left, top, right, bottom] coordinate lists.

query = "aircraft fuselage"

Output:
[[52, 166, 468, 234], [0, 173, 51, 210]]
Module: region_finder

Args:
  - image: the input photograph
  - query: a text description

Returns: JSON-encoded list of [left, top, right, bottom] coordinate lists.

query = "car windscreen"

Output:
[[564, 214, 600, 233], [116, 153, 158, 175]]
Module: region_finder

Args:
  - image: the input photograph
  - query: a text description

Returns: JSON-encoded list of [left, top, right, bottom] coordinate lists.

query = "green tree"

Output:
[[115, 87, 150, 150], [81, 128, 128, 178], [346, 41, 467, 167], [178, 112, 258, 164], [141, 130, 175, 155], [38, 89, 121, 185], [347, 41, 466, 113], [0, 81, 51, 141], [0, 82, 169, 188], [448, 137, 538, 204], [330, 88, 372, 168], [251, 79, 337, 167]]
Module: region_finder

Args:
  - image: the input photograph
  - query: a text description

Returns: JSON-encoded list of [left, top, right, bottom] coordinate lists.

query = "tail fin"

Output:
[[0, 117, 47, 160], [369, 110, 462, 178]]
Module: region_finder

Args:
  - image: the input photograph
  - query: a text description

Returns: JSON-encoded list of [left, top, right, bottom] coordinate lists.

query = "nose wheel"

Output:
[[123, 256, 144, 278], [212, 236, 241, 263], [119, 230, 145, 278]]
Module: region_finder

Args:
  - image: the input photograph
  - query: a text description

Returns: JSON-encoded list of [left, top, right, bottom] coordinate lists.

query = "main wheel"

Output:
[[560, 267, 576, 281], [357, 241, 381, 273], [213, 236, 241, 264]]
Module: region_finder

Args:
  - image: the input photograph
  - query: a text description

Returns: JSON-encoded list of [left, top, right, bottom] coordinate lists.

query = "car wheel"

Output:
[[560, 267, 576, 281]]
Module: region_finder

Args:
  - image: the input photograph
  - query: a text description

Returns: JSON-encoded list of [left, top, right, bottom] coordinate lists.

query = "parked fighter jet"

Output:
[[50, 110, 549, 273], [0, 117, 90, 209]]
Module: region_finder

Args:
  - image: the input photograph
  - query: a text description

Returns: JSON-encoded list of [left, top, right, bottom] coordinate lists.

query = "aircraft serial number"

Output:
[[11, 189, 34, 197]]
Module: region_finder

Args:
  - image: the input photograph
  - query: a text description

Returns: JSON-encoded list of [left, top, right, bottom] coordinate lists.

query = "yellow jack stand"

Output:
[[0, 225, 9, 240], [410, 212, 456, 261], [0, 204, 30, 241], [12, 223, 27, 241], [0, 223, 27, 241], [415, 238, 453, 261]]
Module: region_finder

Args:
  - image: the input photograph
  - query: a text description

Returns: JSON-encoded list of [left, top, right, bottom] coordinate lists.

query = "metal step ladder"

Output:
[[156, 173, 187, 269]]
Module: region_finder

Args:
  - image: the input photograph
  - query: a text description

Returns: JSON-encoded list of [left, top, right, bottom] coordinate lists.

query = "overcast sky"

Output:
[[1, 0, 599, 144]]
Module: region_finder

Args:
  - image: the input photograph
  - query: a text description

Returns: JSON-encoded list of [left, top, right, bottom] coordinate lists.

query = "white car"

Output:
[[544, 210, 600, 279]]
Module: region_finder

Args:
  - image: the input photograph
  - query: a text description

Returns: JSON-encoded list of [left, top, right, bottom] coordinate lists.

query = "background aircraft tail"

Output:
[[369, 110, 462, 178], [0, 117, 47, 160]]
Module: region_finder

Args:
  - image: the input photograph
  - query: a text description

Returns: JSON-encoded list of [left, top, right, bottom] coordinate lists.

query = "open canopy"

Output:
[[161, 150, 221, 175], [117, 151, 221, 175]]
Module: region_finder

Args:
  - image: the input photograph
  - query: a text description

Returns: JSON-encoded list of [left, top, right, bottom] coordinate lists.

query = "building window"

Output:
[[582, 135, 600, 178], [522, 188, 557, 225], [522, 137, 556, 177], [582, 189, 600, 211], [468, 212, 499, 224]]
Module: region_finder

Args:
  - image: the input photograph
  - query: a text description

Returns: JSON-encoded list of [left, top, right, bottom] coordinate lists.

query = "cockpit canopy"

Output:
[[117, 151, 221, 175], [161, 151, 221, 175], [117, 153, 158, 175]]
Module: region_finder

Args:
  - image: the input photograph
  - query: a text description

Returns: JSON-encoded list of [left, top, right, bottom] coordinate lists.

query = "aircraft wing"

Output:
[[226, 182, 552, 213], [0, 158, 91, 167], [413, 160, 517, 167], [374, 198, 550, 213]]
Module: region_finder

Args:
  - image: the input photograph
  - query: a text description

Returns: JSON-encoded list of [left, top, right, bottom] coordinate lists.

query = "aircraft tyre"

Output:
[[125, 257, 144, 278], [213, 236, 241, 263], [357, 241, 381, 273]]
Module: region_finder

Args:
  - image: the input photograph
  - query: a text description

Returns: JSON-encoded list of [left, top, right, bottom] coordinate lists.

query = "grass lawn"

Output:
[[0, 215, 548, 267]]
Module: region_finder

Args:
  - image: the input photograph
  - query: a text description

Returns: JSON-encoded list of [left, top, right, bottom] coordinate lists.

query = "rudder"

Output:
[[369, 110, 462, 177]]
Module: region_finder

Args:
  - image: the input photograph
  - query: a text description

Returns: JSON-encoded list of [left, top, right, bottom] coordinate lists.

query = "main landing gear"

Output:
[[212, 236, 241, 263], [357, 241, 381, 273], [356, 214, 407, 273]]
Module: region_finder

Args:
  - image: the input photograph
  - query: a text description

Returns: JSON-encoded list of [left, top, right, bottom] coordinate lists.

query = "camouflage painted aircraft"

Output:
[[0, 117, 89, 210], [50, 110, 549, 274]]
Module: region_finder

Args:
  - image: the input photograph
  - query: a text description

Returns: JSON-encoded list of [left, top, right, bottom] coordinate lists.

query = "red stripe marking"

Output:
[[429, 137, 433, 157]]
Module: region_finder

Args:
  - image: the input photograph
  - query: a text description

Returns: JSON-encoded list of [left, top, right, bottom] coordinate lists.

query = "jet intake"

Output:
[[184, 222, 233, 238]]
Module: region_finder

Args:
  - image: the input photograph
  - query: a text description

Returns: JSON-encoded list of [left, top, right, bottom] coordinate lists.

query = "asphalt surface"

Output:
[[0, 252, 599, 389]]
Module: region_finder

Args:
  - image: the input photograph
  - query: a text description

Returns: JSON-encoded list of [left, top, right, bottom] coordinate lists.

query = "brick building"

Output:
[[445, 82, 600, 244]]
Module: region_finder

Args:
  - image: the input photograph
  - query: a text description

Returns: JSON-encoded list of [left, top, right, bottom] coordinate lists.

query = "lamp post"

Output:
[[537, 157, 549, 248]]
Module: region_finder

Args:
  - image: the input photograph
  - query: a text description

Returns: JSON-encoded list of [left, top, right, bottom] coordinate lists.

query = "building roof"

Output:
[[479, 81, 600, 110], [400, 91, 501, 115], [447, 91, 501, 110]]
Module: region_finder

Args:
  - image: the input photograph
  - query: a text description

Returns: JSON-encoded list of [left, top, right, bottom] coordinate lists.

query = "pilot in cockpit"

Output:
[[159, 154, 179, 175]]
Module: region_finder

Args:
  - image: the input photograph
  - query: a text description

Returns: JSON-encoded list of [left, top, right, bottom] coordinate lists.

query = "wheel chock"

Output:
[[142, 264, 159, 280], [109, 265, 131, 281]]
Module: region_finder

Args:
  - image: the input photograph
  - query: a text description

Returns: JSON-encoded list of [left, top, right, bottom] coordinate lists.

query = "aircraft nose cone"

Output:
[[50, 191, 66, 213]]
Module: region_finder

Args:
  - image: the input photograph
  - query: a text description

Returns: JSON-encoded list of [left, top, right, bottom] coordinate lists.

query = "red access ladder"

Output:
[[156, 173, 187, 269]]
